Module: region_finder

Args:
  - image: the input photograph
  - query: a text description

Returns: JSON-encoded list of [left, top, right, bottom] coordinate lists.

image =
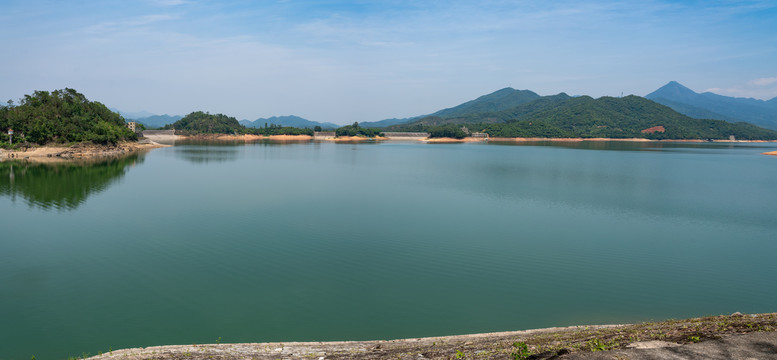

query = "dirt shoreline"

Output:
[[0, 141, 168, 163], [85, 312, 776, 360]]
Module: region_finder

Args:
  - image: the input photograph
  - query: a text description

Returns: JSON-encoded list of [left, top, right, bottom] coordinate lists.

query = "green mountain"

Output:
[[242, 115, 338, 129], [362, 87, 543, 128], [430, 87, 543, 118], [483, 95, 777, 140], [1, 88, 136, 145], [163, 111, 244, 134], [389, 88, 777, 140], [646, 81, 777, 130]]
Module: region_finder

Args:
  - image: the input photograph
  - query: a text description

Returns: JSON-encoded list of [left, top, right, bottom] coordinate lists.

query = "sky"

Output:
[[1, 0, 776, 124]]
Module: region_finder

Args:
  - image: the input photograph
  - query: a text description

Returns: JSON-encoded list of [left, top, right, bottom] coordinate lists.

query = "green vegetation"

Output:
[[428, 124, 468, 139], [163, 112, 313, 136], [483, 95, 777, 140], [0, 88, 136, 147], [389, 94, 777, 140], [335, 122, 381, 137], [251, 123, 313, 136], [510, 341, 532, 359], [163, 111, 244, 135]]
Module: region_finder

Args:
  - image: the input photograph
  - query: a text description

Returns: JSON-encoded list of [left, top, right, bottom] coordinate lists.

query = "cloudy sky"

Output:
[[1, 0, 776, 124]]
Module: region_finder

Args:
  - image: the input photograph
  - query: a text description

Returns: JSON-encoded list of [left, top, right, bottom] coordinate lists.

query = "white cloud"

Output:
[[150, 0, 189, 6], [749, 77, 777, 86]]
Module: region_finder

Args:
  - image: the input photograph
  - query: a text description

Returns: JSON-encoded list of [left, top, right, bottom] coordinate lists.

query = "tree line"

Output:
[[0, 88, 136, 147]]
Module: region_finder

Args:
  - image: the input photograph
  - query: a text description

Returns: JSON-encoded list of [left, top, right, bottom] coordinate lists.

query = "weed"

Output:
[[588, 338, 608, 351], [688, 335, 701, 343], [217, 336, 222, 344], [510, 342, 532, 360], [455, 349, 465, 359]]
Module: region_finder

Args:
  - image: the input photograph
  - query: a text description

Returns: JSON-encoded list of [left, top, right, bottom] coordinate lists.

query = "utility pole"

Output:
[[7, 128, 12, 145]]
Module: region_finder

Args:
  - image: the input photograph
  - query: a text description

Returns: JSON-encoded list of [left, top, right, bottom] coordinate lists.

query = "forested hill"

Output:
[[162, 112, 314, 136], [430, 87, 544, 118], [163, 112, 244, 134], [0, 88, 136, 146], [483, 95, 777, 140], [362, 87, 546, 128], [391, 94, 777, 140]]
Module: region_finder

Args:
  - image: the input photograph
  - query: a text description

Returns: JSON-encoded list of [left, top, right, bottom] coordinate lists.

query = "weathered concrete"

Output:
[[563, 332, 777, 359], [141, 130, 179, 144], [314, 131, 336, 140], [381, 132, 430, 140]]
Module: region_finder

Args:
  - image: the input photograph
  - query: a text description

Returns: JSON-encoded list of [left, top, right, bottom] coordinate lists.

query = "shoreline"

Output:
[[487, 136, 777, 143], [4, 136, 774, 162], [0, 141, 168, 163], [85, 312, 776, 360], [157, 133, 777, 144]]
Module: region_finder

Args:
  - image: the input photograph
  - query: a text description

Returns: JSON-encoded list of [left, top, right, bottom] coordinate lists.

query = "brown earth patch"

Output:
[[641, 126, 666, 134], [1, 141, 167, 162]]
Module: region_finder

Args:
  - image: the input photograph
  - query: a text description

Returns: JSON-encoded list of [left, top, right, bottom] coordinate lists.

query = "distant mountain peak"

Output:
[[646, 81, 777, 130], [647, 81, 697, 99]]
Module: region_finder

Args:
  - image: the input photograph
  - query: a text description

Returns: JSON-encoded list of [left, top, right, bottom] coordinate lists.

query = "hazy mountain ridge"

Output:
[[242, 115, 338, 129], [133, 114, 183, 128], [359, 117, 422, 128], [646, 81, 777, 130]]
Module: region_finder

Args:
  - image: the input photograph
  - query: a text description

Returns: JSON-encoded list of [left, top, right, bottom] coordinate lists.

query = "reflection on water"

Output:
[[2, 140, 777, 360], [488, 139, 776, 153], [0, 154, 144, 210]]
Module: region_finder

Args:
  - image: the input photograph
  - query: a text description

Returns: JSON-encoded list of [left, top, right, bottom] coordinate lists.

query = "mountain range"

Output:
[[239, 115, 338, 129], [646, 81, 777, 130], [111, 81, 777, 137], [382, 87, 777, 140]]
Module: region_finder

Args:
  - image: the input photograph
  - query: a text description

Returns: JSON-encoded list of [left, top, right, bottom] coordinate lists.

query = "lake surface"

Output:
[[2, 140, 776, 359]]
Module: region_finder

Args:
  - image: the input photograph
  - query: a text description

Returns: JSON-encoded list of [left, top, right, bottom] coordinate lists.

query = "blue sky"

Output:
[[1, 0, 776, 124]]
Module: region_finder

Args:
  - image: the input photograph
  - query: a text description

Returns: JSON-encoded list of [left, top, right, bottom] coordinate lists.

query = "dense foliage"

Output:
[[163, 111, 245, 134], [428, 124, 468, 139], [163, 112, 315, 136], [250, 124, 313, 136], [335, 122, 381, 137], [389, 94, 777, 140], [430, 88, 543, 118], [0, 88, 136, 146]]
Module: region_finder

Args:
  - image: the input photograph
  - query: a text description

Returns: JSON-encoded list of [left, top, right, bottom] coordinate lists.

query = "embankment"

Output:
[[85, 312, 776, 360]]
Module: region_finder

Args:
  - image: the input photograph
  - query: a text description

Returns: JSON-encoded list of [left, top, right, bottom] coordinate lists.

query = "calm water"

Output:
[[1, 140, 777, 359]]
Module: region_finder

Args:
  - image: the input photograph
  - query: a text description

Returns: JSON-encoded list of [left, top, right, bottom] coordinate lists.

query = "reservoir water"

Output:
[[1, 140, 776, 359]]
